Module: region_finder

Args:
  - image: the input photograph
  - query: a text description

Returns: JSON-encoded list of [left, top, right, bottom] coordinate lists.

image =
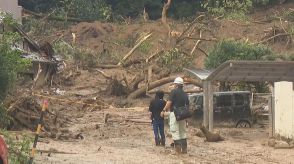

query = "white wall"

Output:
[[274, 81, 294, 139], [0, 0, 22, 21]]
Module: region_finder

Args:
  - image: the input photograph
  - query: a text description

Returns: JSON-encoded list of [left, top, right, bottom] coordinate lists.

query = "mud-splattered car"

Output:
[[189, 91, 253, 128]]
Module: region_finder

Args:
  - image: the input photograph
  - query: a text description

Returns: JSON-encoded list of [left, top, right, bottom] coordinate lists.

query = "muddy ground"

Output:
[[33, 107, 294, 164]]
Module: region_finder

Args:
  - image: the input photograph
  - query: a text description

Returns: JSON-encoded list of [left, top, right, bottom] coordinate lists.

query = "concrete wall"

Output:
[[274, 81, 294, 139], [0, 0, 22, 22]]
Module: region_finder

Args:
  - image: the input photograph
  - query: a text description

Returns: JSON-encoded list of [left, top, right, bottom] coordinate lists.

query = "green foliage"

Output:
[[158, 48, 194, 72], [205, 39, 273, 69], [58, 0, 112, 21], [205, 39, 284, 93], [202, 0, 252, 20], [0, 105, 10, 128], [283, 9, 294, 22], [0, 130, 32, 164], [231, 81, 269, 93], [252, 0, 283, 6], [0, 15, 31, 102], [138, 41, 152, 54], [22, 17, 72, 36]]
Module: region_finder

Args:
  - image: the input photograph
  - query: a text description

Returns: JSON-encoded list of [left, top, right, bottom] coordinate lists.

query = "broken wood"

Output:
[[177, 15, 205, 44], [32, 63, 43, 89], [37, 149, 77, 154], [197, 47, 208, 57], [255, 33, 294, 45], [146, 50, 164, 63], [126, 119, 151, 124], [96, 64, 121, 69], [190, 30, 203, 55], [104, 113, 110, 124], [95, 69, 112, 79], [117, 33, 152, 66], [185, 37, 217, 42]]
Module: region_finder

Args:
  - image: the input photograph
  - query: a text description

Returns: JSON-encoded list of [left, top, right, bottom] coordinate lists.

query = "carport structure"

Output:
[[185, 60, 294, 135]]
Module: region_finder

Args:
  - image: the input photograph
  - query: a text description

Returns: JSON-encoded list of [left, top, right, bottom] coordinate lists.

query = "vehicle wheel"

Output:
[[236, 120, 251, 128]]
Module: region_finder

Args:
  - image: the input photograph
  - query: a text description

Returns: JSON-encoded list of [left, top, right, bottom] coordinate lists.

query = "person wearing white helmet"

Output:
[[161, 77, 189, 154]]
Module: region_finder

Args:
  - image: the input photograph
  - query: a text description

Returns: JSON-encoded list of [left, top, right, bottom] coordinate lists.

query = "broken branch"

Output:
[[190, 30, 203, 55], [117, 33, 152, 66]]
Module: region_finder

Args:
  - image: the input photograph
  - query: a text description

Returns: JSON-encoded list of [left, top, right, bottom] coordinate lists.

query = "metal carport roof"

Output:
[[184, 60, 294, 132], [185, 60, 294, 82]]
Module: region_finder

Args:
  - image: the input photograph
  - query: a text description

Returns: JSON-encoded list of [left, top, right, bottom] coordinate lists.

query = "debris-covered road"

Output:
[[34, 108, 294, 164]]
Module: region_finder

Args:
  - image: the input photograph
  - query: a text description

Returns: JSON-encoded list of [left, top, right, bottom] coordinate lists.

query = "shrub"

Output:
[[0, 14, 31, 101], [0, 130, 32, 164], [205, 39, 277, 93], [205, 39, 273, 69], [202, 0, 252, 20]]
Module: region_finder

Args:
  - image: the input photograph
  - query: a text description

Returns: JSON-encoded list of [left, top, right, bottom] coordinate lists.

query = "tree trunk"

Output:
[[161, 0, 172, 35], [127, 76, 202, 99]]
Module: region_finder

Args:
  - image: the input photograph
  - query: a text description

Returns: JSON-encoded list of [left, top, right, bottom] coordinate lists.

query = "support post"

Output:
[[268, 95, 273, 137], [208, 81, 214, 131], [203, 81, 209, 128], [203, 81, 213, 129], [268, 83, 275, 137]]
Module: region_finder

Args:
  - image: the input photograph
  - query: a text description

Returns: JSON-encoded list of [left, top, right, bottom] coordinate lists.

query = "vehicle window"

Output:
[[235, 94, 244, 105], [196, 96, 203, 105], [216, 95, 232, 107]]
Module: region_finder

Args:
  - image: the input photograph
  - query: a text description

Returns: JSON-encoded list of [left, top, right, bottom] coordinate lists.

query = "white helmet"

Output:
[[173, 77, 184, 85]]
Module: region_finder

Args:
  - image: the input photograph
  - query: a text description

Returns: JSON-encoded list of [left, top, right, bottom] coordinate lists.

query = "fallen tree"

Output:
[[127, 76, 202, 99]]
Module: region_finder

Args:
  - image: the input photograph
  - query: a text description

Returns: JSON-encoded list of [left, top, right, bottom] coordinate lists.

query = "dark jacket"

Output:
[[149, 98, 166, 121], [168, 87, 189, 112]]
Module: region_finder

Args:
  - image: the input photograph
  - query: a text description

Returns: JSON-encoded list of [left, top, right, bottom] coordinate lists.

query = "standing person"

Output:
[[161, 77, 189, 154], [149, 90, 166, 146]]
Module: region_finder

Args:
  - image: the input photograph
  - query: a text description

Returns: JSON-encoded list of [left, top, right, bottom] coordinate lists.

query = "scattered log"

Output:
[[184, 37, 217, 42], [96, 65, 121, 69], [126, 119, 151, 124], [95, 69, 112, 79], [37, 149, 77, 155], [200, 125, 224, 142]]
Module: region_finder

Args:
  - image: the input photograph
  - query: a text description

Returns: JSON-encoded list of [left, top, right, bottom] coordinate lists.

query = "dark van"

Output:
[[189, 91, 252, 128]]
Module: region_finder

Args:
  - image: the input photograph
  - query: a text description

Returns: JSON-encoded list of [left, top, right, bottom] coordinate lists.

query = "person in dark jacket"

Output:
[[149, 90, 166, 146]]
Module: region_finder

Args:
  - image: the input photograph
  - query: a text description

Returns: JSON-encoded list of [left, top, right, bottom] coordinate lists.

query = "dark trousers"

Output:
[[152, 119, 165, 145]]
